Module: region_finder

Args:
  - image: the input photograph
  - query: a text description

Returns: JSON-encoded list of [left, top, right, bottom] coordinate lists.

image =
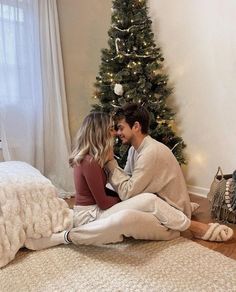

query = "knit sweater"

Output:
[[74, 155, 120, 209], [105, 136, 192, 218], [0, 161, 73, 268]]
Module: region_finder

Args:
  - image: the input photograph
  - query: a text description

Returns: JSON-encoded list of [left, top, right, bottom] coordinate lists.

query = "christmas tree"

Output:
[[92, 0, 186, 167]]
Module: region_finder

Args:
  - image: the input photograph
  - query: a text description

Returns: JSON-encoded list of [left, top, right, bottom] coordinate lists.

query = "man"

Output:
[[105, 103, 233, 241], [105, 103, 191, 217]]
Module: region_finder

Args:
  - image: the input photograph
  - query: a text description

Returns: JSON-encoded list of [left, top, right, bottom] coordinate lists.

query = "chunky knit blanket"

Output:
[[0, 161, 73, 268]]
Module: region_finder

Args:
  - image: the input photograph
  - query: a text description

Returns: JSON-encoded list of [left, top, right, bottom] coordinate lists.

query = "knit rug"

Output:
[[1, 237, 236, 292]]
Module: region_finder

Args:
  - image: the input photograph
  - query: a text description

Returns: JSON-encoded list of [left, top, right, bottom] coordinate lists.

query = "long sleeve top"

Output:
[[105, 136, 192, 218], [74, 155, 120, 210]]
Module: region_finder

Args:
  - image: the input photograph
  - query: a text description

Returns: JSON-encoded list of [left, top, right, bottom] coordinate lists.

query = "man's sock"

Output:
[[25, 230, 71, 251]]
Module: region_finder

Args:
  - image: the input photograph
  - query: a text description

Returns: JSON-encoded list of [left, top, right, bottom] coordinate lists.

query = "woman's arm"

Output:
[[82, 159, 120, 210]]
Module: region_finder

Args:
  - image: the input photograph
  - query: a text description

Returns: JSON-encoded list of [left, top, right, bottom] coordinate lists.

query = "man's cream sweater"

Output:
[[105, 136, 192, 218]]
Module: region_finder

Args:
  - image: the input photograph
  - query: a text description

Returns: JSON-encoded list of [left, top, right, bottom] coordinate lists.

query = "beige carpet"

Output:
[[1, 237, 236, 292]]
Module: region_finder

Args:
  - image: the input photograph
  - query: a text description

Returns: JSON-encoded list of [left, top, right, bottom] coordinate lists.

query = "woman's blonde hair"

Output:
[[69, 112, 113, 168]]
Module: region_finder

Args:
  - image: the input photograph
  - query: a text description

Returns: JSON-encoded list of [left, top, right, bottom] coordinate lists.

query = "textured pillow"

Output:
[[0, 161, 73, 268]]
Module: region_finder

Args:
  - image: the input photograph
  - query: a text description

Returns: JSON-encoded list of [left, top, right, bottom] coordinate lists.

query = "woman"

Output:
[[69, 112, 121, 226], [25, 112, 233, 250]]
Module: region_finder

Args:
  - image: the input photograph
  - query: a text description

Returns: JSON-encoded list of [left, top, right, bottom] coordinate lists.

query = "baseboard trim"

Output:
[[187, 185, 209, 198]]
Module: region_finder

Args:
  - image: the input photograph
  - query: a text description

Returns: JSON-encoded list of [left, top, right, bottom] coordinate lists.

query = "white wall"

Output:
[[149, 0, 236, 196], [57, 0, 112, 139]]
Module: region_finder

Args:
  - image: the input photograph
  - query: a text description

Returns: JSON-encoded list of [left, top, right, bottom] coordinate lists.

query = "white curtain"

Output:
[[0, 0, 74, 196]]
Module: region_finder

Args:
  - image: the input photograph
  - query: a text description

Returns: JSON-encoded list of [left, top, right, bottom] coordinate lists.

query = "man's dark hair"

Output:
[[114, 103, 150, 134]]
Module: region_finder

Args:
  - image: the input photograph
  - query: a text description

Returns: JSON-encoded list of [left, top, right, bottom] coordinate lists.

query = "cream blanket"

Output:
[[0, 161, 73, 268]]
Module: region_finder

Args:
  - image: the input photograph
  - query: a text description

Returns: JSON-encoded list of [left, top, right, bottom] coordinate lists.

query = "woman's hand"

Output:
[[107, 147, 114, 162]]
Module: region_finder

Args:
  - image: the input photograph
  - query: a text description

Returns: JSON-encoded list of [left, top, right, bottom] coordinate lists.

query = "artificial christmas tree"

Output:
[[92, 0, 186, 167]]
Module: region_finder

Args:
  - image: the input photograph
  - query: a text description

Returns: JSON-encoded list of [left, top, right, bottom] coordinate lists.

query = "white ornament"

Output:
[[114, 83, 124, 96]]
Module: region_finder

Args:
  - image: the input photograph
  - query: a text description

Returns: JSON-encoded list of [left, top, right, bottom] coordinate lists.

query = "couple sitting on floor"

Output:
[[26, 103, 234, 250]]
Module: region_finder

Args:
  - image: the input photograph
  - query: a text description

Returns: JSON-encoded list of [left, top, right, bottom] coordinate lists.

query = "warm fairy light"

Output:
[[153, 70, 160, 76], [193, 153, 206, 165]]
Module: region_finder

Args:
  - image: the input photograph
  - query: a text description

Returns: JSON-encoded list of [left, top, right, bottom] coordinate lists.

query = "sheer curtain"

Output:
[[0, 0, 74, 196]]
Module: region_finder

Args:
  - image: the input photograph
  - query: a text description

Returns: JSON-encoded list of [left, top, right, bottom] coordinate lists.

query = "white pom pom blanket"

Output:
[[0, 161, 73, 268]]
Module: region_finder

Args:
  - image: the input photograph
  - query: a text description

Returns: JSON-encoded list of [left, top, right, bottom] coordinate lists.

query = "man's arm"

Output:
[[105, 150, 158, 201]]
